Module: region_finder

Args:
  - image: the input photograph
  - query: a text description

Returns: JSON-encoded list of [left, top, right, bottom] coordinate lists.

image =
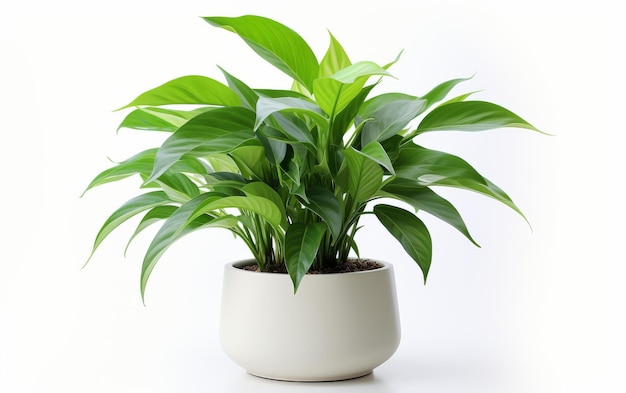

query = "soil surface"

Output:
[[240, 259, 383, 274]]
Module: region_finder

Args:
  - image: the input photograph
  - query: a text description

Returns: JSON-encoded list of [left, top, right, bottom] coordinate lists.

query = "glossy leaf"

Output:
[[285, 222, 326, 292], [394, 143, 526, 219], [230, 146, 271, 181], [420, 77, 471, 110], [86, 191, 172, 264], [147, 107, 255, 182], [203, 15, 319, 91], [140, 194, 237, 302], [358, 141, 395, 175], [152, 172, 200, 202], [270, 113, 316, 148], [187, 195, 283, 230], [358, 94, 428, 145], [118, 75, 240, 110], [118, 107, 213, 132], [124, 205, 178, 255], [319, 31, 351, 77], [303, 187, 342, 239], [242, 182, 287, 227], [417, 101, 540, 133], [82, 149, 157, 195], [255, 96, 328, 131], [343, 148, 383, 203], [314, 62, 389, 116], [219, 67, 258, 110], [374, 204, 432, 282], [380, 178, 478, 246]]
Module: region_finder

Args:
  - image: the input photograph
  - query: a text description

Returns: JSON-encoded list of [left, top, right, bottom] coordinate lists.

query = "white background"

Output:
[[0, 0, 621, 392]]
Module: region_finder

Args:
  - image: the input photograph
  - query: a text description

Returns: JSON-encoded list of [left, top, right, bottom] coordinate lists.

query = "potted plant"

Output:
[[82, 14, 541, 381]]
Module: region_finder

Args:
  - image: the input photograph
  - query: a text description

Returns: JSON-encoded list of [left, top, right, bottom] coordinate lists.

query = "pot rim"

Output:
[[225, 258, 392, 275]]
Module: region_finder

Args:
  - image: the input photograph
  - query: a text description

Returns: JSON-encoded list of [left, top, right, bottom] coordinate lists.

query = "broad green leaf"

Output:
[[242, 182, 287, 227], [206, 153, 239, 173], [343, 148, 383, 203], [257, 126, 287, 164], [124, 205, 178, 255], [319, 31, 351, 77], [152, 172, 200, 202], [255, 89, 308, 99], [314, 62, 389, 116], [420, 77, 471, 110], [82, 149, 157, 195], [394, 143, 526, 219], [118, 75, 240, 110], [255, 96, 328, 131], [331, 61, 392, 84], [271, 113, 316, 147], [358, 93, 428, 145], [140, 193, 236, 302], [203, 15, 319, 91], [313, 77, 365, 117], [117, 107, 214, 133], [85, 191, 172, 264], [188, 195, 283, 229], [374, 204, 432, 283], [230, 146, 271, 181], [147, 106, 256, 183], [416, 101, 541, 133], [219, 67, 258, 110], [303, 187, 342, 239], [332, 84, 377, 145], [285, 222, 326, 292], [358, 141, 395, 175], [379, 178, 479, 246]]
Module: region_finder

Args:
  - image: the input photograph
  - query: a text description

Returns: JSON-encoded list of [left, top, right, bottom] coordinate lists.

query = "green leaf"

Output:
[[188, 195, 283, 230], [394, 143, 526, 220], [285, 222, 326, 292], [82, 149, 157, 196], [330, 61, 392, 84], [124, 205, 178, 255], [203, 15, 319, 91], [117, 75, 241, 110], [420, 77, 471, 110], [374, 204, 432, 283], [271, 113, 316, 148], [255, 96, 328, 131], [417, 101, 541, 133], [343, 148, 383, 203], [379, 178, 479, 246], [242, 182, 287, 227], [303, 187, 343, 239], [117, 107, 214, 132], [314, 62, 390, 116], [358, 141, 395, 175], [358, 93, 428, 145], [147, 106, 256, 183], [140, 194, 237, 302], [230, 146, 271, 181], [152, 172, 200, 202], [219, 67, 258, 110], [332, 84, 377, 145], [85, 191, 172, 264], [319, 31, 351, 77]]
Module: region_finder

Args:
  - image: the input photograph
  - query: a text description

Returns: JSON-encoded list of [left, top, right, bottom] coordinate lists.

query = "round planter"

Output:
[[219, 259, 401, 381]]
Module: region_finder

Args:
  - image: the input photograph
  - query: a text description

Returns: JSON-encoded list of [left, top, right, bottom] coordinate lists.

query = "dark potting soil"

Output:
[[240, 259, 383, 274]]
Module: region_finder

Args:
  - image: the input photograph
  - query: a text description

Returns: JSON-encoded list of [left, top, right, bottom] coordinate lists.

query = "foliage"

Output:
[[83, 15, 541, 301]]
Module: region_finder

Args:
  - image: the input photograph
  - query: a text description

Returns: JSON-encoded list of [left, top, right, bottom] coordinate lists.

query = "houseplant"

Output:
[[83, 14, 540, 380]]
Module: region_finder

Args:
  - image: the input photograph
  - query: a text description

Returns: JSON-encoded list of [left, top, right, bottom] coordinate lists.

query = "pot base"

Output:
[[248, 369, 373, 382]]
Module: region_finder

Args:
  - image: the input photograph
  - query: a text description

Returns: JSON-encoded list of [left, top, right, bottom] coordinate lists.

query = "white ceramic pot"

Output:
[[219, 259, 401, 381]]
